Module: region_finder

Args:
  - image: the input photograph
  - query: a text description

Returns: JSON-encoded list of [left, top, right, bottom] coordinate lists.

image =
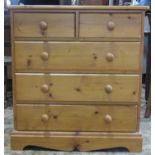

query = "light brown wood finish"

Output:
[[15, 104, 137, 131], [11, 131, 142, 152], [14, 37, 142, 42], [15, 74, 140, 102], [15, 42, 141, 73], [10, 6, 147, 152], [80, 13, 142, 38], [10, 10, 18, 129], [8, 5, 149, 10], [14, 13, 75, 38]]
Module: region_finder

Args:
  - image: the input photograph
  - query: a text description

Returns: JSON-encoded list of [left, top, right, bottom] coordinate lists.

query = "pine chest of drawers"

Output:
[[10, 5, 148, 152]]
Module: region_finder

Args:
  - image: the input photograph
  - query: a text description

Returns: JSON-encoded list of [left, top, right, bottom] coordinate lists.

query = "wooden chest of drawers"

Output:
[[10, 5, 148, 152]]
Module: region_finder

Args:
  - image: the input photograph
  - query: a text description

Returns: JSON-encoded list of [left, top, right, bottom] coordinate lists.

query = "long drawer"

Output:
[[15, 104, 138, 132], [14, 42, 141, 73], [79, 13, 142, 38], [15, 74, 140, 103], [13, 13, 75, 38]]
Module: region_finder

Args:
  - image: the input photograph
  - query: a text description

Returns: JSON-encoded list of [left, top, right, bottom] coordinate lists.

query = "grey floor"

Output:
[[4, 88, 151, 155]]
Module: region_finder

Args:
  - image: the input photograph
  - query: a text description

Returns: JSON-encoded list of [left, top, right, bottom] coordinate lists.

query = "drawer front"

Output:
[[15, 42, 141, 73], [15, 74, 140, 103], [14, 13, 75, 38], [79, 13, 141, 38], [16, 104, 138, 132]]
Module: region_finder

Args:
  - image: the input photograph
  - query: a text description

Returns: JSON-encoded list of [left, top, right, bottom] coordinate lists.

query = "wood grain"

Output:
[[15, 74, 140, 102], [14, 13, 75, 38], [11, 131, 143, 152], [14, 41, 141, 73], [80, 13, 142, 38], [9, 6, 147, 152], [10, 10, 18, 129], [15, 104, 137, 131], [8, 5, 149, 10]]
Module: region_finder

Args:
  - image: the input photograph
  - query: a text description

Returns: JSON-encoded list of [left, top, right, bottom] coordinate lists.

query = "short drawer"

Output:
[[79, 13, 142, 38], [15, 74, 140, 103], [15, 104, 138, 132], [14, 13, 75, 38], [15, 42, 141, 73]]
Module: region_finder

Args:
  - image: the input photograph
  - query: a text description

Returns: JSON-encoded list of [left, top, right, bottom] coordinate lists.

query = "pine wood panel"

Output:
[[15, 74, 140, 102], [14, 41, 141, 73], [11, 131, 143, 152], [10, 10, 18, 130], [80, 13, 142, 38], [14, 13, 75, 38], [15, 104, 137, 132], [10, 6, 147, 152], [9, 5, 149, 10]]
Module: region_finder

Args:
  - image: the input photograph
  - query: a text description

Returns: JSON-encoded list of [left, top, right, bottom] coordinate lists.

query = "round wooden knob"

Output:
[[40, 52, 49, 61], [39, 21, 48, 31], [106, 53, 114, 62], [105, 85, 113, 94], [104, 114, 112, 123], [107, 21, 115, 30], [41, 84, 49, 93], [41, 114, 49, 122]]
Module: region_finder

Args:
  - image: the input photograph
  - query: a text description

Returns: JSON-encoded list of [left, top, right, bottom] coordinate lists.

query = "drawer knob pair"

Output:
[[39, 21, 48, 31], [107, 21, 115, 31], [106, 52, 114, 62], [41, 84, 49, 93], [105, 85, 113, 94], [40, 52, 49, 61], [41, 84, 112, 94], [41, 114, 49, 122], [104, 114, 112, 123]]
